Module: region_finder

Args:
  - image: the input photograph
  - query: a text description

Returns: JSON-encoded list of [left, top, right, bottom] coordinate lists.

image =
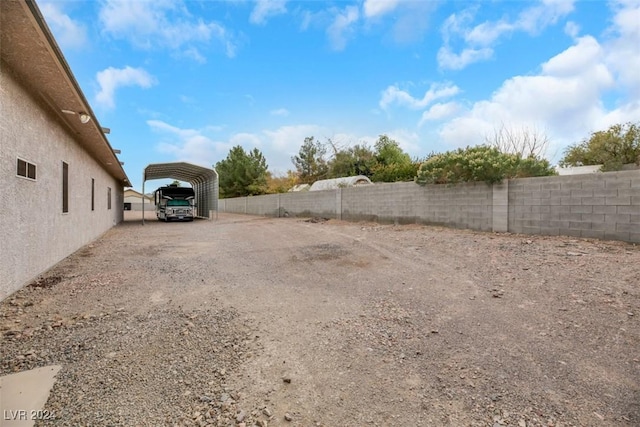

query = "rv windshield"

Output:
[[167, 200, 190, 207]]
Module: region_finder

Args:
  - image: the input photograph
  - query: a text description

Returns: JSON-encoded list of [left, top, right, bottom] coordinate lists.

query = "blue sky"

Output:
[[40, 0, 640, 191]]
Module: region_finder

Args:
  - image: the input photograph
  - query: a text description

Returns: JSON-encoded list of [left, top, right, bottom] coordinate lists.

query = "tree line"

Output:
[[214, 122, 639, 198]]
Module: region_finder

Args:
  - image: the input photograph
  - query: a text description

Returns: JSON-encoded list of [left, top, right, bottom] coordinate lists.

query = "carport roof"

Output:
[[143, 162, 217, 184]]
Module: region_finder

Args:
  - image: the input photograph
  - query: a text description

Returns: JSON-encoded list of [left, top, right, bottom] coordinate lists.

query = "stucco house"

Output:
[[124, 189, 153, 211], [0, 0, 131, 300]]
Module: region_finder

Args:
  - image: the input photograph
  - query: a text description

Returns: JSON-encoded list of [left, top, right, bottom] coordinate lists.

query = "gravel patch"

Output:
[[1, 212, 639, 426]]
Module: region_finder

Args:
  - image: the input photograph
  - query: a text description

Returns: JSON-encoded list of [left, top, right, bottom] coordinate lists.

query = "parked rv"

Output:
[[154, 184, 195, 221]]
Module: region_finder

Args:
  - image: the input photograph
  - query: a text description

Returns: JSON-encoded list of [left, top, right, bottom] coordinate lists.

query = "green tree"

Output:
[[371, 135, 417, 182], [374, 135, 411, 166], [560, 122, 640, 171], [215, 146, 268, 198], [265, 170, 299, 194], [327, 144, 377, 178], [415, 145, 555, 185], [372, 161, 420, 182], [291, 137, 328, 184]]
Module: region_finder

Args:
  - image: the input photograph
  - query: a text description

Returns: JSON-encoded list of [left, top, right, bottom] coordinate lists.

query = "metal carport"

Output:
[[142, 162, 219, 224]]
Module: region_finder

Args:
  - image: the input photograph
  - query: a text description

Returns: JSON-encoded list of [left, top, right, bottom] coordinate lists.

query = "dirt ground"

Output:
[[1, 212, 639, 427]]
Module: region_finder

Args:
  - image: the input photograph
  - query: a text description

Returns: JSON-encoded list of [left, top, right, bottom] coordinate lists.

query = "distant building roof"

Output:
[[124, 189, 153, 201], [309, 175, 373, 191]]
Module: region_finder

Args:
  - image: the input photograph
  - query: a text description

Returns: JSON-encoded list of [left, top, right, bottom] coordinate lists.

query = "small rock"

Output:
[[236, 410, 246, 422], [262, 408, 272, 417], [491, 289, 504, 298], [284, 413, 293, 421], [282, 377, 292, 384]]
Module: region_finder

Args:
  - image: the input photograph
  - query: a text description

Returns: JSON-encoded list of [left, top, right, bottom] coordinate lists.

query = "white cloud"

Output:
[[436, 46, 493, 70], [564, 21, 580, 37], [440, 8, 476, 45], [149, 121, 331, 173], [148, 120, 186, 135], [435, 28, 633, 161], [250, 0, 288, 25], [327, 6, 360, 51], [380, 82, 461, 110], [419, 102, 461, 124], [439, 0, 576, 70], [605, 0, 640, 99], [39, 2, 87, 50], [230, 133, 263, 148], [149, 120, 229, 167], [465, 20, 513, 46], [304, 1, 433, 50], [388, 2, 438, 44], [263, 124, 324, 153], [183, 47, 206, 64], [363, 0, 401, 18], [99, 0, 237, 59], [270, 108, 290, 117], [96, 66, 157, 109], [515, 0, 576, 35], [542, 35, 603, 77]]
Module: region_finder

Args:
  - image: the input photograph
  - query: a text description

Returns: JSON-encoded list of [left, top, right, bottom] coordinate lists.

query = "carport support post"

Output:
[[142, 177, 145, 225]]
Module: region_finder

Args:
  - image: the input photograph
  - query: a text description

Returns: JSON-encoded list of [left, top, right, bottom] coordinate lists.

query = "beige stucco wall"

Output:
[[0, 65, 124, 300], [124, 191, 153, 211]]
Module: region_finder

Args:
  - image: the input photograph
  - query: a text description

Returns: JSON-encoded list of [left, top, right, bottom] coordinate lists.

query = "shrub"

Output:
[[415, 145, 555, 185]]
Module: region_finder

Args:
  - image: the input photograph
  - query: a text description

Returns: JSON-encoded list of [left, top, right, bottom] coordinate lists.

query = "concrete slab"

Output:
[[0, 365, 61, 427]]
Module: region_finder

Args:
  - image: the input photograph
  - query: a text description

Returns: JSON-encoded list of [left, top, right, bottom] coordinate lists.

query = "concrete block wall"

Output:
[[220, 181, 494, 231], [341, 181, 493, 230], [279, 191, 337, 218], [247, 194, 280, 216], [508, 170, 640, 243], [218, 170, 638, 243], [220, 197, 245, 213], [341, 182, 420, 223], [219, 191, 338, 218], [421, 181, 493, 231]]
